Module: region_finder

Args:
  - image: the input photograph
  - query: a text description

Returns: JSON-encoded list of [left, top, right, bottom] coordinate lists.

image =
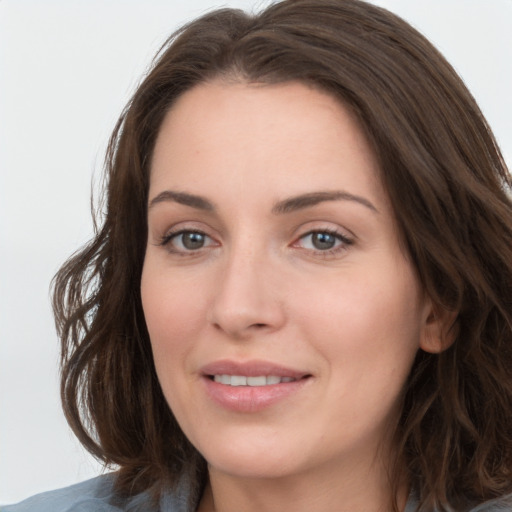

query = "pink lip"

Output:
[[201, 359, 308, 379], [200, 359, 311, 413]]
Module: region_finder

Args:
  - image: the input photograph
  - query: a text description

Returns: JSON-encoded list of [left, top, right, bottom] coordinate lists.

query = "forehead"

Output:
[[149, 80, 384, 210]]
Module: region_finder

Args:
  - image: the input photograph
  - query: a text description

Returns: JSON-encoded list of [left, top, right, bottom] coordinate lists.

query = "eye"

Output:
[[160, 230, 216, 252], [296, 229, 353, 253]]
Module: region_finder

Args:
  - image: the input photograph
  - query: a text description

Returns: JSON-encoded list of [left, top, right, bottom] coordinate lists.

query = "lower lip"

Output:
[[202, 377, 310, 412]]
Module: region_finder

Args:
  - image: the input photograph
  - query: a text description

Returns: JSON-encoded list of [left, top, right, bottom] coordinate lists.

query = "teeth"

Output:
[[219, 374, 231, 385], [266, 375, 281, 385], [231, 375, 247, 386], [247, 376, 266, 386], [213, 375, 297, 386]]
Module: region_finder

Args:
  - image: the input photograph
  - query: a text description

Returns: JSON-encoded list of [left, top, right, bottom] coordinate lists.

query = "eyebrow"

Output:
[[271, 191, 378, 214], [148, 189, 378, 214], [148, 190, 215, 211]]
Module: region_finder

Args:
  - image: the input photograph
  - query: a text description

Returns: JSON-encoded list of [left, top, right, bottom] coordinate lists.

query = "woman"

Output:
[[5, 0, 512, 511]]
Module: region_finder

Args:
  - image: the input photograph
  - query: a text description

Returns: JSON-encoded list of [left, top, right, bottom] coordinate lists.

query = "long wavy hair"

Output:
[[52, 1, 512, 510]]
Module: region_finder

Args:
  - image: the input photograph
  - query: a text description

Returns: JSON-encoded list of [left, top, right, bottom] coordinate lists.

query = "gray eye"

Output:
[[311, 232, 337, 250], [180, 232, 206, 250]]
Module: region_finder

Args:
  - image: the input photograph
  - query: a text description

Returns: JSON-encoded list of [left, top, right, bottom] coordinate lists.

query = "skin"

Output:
[[141, 81, 441, 512]]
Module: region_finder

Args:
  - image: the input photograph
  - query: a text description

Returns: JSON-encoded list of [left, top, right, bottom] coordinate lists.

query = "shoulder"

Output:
[[2, 475, 121, 512], [470, 493, 512, 511], [405, 492, 512, 512], [2, 474, 191, 512]]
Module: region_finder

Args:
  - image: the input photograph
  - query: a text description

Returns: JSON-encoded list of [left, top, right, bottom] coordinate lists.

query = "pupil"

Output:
[[183, 232, 205, 249], [313, 232, 335, 250]]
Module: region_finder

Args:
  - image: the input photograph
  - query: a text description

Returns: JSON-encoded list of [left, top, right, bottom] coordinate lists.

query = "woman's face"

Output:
[[141, 81, 433, 481]]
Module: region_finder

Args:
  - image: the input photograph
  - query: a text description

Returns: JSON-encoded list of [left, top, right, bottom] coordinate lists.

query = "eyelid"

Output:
[[291, 226, 354, 257], [156, 225, 220, 255], [153, 219, 216, 244], [153, 221, 354, 258], [296, 228, 352, 245], [159, 228, 211, 245]]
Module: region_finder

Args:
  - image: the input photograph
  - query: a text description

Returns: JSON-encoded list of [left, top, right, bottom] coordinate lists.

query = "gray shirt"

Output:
[[2, 474, 189, 512], [3, 474, 512, 512]]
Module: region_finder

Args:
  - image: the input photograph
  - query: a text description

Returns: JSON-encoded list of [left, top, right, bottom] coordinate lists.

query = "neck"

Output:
[[197, 453, 407, 512]]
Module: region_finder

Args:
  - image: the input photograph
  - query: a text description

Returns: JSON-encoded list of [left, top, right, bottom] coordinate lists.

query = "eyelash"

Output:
[[158, 229, 216, 256], [295, 229, 353, 257], [157, 228, 353, 257]]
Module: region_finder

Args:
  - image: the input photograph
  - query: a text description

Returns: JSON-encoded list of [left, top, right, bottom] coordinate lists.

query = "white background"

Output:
[[1, 0, 511, 504]]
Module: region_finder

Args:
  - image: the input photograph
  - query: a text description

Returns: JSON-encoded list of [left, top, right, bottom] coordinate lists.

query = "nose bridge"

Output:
[[209, 232, 284, 337]]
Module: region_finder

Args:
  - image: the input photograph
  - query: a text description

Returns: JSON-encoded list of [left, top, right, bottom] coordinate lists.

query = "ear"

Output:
[[419, 300, 459, 354]]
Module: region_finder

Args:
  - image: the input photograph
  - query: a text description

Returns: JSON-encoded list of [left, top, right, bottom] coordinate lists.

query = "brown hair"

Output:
[[52, 1, 512, 510]]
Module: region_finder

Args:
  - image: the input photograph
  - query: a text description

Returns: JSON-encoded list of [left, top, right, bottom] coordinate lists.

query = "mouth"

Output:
[[201, 359, 310, 385], [200, 360, 312, 411], [209, 375, 303, 386]]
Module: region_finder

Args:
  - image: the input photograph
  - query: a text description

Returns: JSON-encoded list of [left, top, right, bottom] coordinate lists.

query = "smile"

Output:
[[212, 375, 297, 386], [201, 360, 311, 412]]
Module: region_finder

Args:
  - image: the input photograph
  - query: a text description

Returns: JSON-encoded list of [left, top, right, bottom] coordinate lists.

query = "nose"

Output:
[[207, 245, 286, 340]]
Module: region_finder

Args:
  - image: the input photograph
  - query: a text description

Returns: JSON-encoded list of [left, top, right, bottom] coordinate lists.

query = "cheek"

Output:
[[292, 262, 424, 368], [140, 265, 208, 379]]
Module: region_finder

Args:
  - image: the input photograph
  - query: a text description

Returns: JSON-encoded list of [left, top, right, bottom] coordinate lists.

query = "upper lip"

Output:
[[200, 359, 310, 379]]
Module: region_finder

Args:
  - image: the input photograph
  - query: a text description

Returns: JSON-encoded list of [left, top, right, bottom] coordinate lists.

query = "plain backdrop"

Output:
[[1, 0, 511, 504]]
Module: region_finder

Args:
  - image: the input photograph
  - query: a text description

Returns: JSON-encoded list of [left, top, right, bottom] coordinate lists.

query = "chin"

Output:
[[207, 455, 299, 480], [195, 431, 306, 479]]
